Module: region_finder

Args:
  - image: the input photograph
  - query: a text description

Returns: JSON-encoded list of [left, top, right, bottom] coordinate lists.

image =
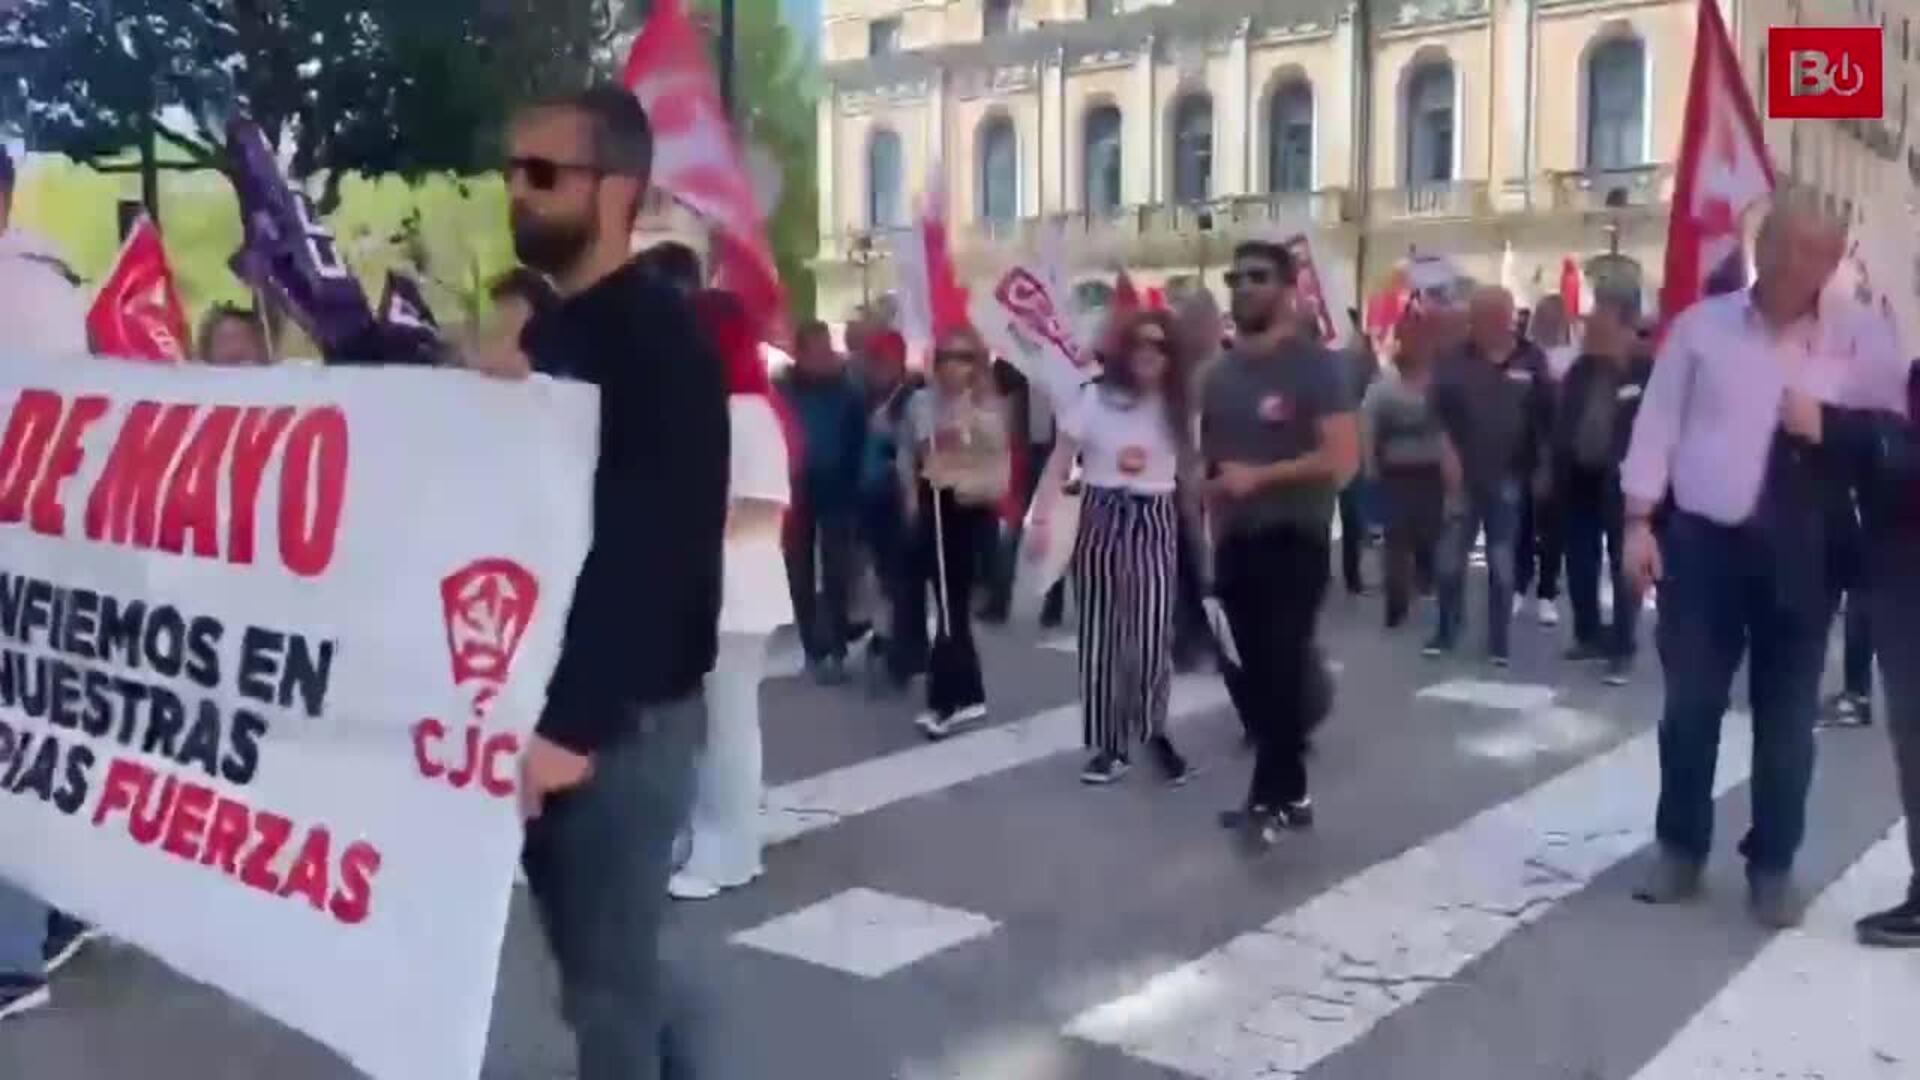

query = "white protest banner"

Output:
[[0, 353, 598, 1080], [971, 259, 1094, 417]]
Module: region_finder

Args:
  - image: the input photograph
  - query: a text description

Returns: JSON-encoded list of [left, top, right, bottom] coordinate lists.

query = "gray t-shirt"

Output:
[[1362, 375, 1445, 469], [1200, 338, 1355, 536]]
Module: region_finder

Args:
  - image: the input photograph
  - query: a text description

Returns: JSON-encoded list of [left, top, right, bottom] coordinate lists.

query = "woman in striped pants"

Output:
[[1033, 310, 1196, 784]]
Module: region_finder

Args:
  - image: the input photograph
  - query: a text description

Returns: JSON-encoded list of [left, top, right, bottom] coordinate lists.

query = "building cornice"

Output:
[[823, 0, 1348, 94]]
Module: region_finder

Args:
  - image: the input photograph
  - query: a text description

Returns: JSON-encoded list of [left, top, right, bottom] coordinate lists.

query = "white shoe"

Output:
[[1511, 595, 1525, 618], [668, 873, 721, 900], [1536, 598, 1560, 627], [914, 711, 951, 739], [948, 702, 989, 727]]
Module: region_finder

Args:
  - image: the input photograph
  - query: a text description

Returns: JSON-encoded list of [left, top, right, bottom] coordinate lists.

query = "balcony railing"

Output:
[[819, 190, 1355, 267], [1544, 164, 1674, 214], [1371, 181, 1491, 221]]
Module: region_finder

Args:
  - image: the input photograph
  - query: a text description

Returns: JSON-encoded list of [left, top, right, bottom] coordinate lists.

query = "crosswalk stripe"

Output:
[[762, 676, 1232, 845], [1629, 823, 1918, 1080], [1064, 719, 1758, 1079]]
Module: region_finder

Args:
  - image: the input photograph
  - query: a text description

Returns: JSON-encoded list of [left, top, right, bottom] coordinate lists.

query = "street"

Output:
[[4, 584, 1913, 1080]]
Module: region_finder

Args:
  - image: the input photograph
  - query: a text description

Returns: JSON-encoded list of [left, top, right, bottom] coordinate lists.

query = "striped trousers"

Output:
[[1074, 486, 1180, 755]]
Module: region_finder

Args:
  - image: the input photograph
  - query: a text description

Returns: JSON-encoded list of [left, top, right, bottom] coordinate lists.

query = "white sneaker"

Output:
[[668, 873, 722, 901], [1511, 594, 1525, 618], [914, 711, 951, 739], [948, 703, 989, 728], [1536, 598, 1560, 627]]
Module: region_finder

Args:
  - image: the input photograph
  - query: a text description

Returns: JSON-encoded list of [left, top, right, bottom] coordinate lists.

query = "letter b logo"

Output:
[[1769, 27, 1884, 119]]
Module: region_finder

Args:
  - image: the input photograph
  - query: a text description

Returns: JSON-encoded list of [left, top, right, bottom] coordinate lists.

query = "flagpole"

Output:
[[718, 0, 736, 119]]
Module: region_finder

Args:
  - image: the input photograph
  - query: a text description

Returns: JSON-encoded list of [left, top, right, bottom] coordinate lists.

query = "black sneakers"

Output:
[[1856, 897, 1920, 948], [1148, 735, 1191, 786], [0, 973, 49, 1022], [1080, 751, 1131, 785]]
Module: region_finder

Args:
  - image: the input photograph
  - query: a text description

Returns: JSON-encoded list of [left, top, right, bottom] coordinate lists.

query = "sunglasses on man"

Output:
[[507, 156, 607, 192], [1223, 268, 1277, 290]]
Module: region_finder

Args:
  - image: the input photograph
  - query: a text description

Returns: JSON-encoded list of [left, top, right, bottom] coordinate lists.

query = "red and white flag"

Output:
[[888, 171, 970, 361], [1658, 0, 1774, 330], [87, 214, 190, 363], [623, 0, 787, 343]]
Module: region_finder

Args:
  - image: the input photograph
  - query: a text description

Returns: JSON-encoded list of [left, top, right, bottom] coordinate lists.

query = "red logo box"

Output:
[[1767, 26, 1884, 119]]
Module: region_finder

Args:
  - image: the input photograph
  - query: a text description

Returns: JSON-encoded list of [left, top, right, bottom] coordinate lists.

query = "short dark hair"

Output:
[[640, 241, 702, 292], [196, 303, 268, 362], [538, 84, 653, 181], [1231, 240, 1297, 286], [795, 319, 833, 349], [489, 267, 559, 318]]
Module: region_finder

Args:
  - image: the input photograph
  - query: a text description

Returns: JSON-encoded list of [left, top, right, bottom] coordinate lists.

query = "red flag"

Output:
[[1559, 257, 1583, 319], [1658, 0, 1774, 332], [1365, 267, 1409, 342], [624, 0, 787, 343], [87, 215, 190, 363], [922, 182, 969, 337], [1113, 270, 1141, 313]]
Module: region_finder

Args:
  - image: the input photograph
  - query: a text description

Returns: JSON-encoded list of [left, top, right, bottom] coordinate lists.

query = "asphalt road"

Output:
[[5, 573, 1913, 1080]]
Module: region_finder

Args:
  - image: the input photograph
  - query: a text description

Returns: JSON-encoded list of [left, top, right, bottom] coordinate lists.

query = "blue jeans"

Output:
[[1433, 480, 1521, 657], [0, 879, 46, 977], [521, 693, 707, 1080], [1654, 512, 1831, 875]]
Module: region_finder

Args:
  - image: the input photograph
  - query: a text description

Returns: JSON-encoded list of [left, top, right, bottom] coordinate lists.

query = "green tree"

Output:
[[0, 0, 616, 214]]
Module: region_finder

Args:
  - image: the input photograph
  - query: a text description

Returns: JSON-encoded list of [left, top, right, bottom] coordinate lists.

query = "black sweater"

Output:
[[1552, 352, 1653, 471], [522, 259, 729, 753]]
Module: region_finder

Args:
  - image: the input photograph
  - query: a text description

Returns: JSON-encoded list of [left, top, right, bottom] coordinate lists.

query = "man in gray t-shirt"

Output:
[[1201, 335, 1355, 537], [1200, 240, 1360, 845]]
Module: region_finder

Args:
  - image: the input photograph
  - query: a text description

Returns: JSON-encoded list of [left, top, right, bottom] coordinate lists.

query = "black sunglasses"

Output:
[[507, 156, 603, 192], [1224, 268, 1276, 290]]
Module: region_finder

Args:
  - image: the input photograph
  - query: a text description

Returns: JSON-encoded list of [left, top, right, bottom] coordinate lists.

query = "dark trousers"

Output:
[[1337, 478, 1371, 591], [1516, 483, 1563, 601], [1866, 534, 1920, 899], [522, 694, 706, 1080], [1172, 506, 1216, 665], [1379, 465, 1443, 628], [914, 487, 988, 717], [861, 491, 927, 684], [1654, 512, 1831, 875], [1842, 589, 1874, 698], [1217, 524, 1330, 809], [1562, 467, 1641, 657], [783, 499, 857, 664]]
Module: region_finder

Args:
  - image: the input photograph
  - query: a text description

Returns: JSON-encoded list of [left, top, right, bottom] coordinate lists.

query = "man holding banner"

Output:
[[500, 88, 729, 1077]]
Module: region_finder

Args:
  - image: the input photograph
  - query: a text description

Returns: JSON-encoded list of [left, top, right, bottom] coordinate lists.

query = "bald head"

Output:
[[1754, 196, 1847, 319], [1467, 285, 1517, 357]]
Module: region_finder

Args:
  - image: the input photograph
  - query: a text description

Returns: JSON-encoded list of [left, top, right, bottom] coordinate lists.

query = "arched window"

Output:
[[1082, 104, 1124, 215], [977, 115, 1019, 225], [984, 0, 1016, 38], [1268, 80, 1313, 194], [866, 128, 903, 229], [1171, 93, 1214, 204], [1404, 61, 1455, 186], [1586, 37, 1646, 170]]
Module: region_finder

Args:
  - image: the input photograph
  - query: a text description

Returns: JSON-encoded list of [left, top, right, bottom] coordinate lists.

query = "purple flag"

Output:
[[374, 271, 446, 366], [225, 118, 376, 357]]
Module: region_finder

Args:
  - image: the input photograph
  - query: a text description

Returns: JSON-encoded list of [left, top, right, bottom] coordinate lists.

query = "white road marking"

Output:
[[763, 676, 1233, 845], [1631, 824, 1918, 1080], [731, 887, 1000, 978], [1457, 705, 1622, 765], [1064, 720, 1757, 1079], [1417, 678, 1560, 713]]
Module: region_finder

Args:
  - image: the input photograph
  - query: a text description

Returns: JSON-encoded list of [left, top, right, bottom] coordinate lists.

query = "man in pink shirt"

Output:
[[1621, 200, 1909, 928]]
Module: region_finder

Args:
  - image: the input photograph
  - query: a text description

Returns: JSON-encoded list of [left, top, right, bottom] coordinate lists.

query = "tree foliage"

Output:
[[0, 0, 622, 209]]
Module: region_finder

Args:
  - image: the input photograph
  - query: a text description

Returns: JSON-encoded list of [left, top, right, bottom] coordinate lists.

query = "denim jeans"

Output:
[[1434, 479, 1522, 657], [0, 879, 45, 977], [522, 693, 707, 1080], [1654, 512, 1830, 875], [783, 501, 857, 664]]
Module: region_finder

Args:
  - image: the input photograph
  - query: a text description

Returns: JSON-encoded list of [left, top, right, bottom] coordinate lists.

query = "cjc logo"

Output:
[[1767, 27, 1884, 119], [413, 558, 542, 799]]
